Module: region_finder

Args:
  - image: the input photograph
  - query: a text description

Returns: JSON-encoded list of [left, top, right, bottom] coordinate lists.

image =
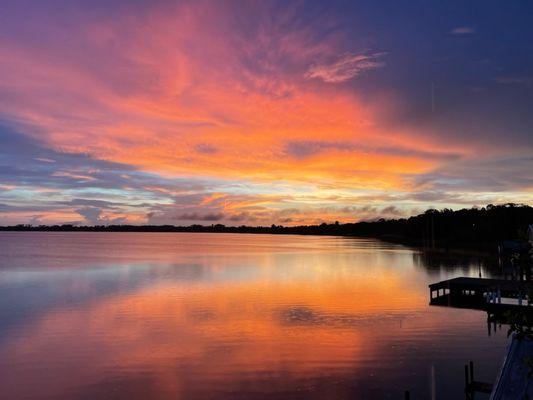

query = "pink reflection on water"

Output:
[[0, 233, 507, 399]]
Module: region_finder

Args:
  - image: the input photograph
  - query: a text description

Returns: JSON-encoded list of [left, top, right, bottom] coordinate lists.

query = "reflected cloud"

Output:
[[277, 305, 409, 327], [0, 233, 508, 399]]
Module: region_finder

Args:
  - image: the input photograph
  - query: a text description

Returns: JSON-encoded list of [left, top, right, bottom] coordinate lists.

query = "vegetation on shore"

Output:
[[2, 203, 532, 251]]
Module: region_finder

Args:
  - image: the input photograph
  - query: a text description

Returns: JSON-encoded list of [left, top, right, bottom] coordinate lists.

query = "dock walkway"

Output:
[[490, 334, 533, 399]]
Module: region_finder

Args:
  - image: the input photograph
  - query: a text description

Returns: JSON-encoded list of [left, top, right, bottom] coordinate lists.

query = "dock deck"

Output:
[[429, 277, 533, 316], [490, 334, 533, 400], [430, 277, 532, 297], [429, 276, 533, 399]]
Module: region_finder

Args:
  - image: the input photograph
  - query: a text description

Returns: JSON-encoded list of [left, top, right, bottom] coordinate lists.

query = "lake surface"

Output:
[[0, 232, 508, 399]]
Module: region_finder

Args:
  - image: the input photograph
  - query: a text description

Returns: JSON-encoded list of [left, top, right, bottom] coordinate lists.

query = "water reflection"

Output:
[[0, 232, 508, 399], [413, 248, 502, 279]]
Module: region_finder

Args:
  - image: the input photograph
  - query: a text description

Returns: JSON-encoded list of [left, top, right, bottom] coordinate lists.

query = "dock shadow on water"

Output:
[[0, 232, 510, 399]]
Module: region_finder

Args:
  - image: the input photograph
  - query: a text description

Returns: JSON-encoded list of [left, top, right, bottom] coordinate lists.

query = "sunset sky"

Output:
[[1, 0, 532, 226]]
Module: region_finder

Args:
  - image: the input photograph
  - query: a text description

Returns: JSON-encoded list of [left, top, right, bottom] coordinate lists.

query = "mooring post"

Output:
[[404, 390, 410, 400], [464, 364, 472, 400], [469, 361, 474, 383]]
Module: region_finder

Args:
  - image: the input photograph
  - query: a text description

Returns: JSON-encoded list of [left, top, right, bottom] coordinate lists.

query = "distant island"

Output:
[[2, 203, 532, 252]]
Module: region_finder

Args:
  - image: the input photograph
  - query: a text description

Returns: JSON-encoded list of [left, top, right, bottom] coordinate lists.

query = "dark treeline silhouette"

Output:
[[2, 203, 532, 251]]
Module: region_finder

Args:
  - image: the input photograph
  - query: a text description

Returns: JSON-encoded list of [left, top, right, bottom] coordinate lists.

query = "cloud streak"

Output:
[[305, 52, 386, 83], [450, 26, 475, 35]]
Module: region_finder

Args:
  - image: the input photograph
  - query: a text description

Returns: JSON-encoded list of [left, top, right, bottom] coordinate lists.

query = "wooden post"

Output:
[[404, 390, 410, 400], [469, 361, 474, 384], [431, 364, 436, 400], [464, 364, 470, 399]]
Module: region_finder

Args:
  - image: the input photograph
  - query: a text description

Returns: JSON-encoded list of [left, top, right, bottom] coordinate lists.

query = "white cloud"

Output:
[[305, 52, 386, 83]]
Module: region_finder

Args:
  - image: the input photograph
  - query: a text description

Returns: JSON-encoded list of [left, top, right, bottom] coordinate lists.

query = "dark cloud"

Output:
[[284, 141, 348, 158], [381, 205, 402, 216], [194, 143, 218, 155], [75, 207, 103, 225], [65, 199, 119, 208], [284, 140, 460, 161], [74, 206, 128, 225], [228, 212, 253, 223], [413, 156, 533, 192], [175, 212, 224, 222]]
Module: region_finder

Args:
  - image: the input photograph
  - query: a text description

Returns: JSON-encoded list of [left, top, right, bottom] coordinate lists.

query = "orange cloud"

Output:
[[2, 1, 528, 226], [0, 1, 463, 194]]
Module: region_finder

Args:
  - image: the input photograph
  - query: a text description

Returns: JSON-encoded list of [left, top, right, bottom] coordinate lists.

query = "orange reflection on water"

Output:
[[0, 233, 506, 399], [3, 269, 423, 396]]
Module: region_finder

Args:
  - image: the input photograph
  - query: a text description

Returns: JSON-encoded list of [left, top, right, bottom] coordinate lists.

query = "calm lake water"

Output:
[[0, 232, 508, 399]]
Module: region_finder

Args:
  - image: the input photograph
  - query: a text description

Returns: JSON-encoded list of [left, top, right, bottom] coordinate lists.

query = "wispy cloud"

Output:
[[305, 52, 386, 83], [495, 76, 533, 85], [283, 140, 461, 161], [450, 26, 475, 35]]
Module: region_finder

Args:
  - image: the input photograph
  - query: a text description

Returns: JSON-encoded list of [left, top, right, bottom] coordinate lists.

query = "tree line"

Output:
[[2, 203, 532, 251]]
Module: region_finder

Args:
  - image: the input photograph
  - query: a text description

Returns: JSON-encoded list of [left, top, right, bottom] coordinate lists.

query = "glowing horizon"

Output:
[[1, 0, 532, 226]]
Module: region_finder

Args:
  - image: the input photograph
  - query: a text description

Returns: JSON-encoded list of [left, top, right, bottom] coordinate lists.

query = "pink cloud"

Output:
[[305, 52, 386, 83]]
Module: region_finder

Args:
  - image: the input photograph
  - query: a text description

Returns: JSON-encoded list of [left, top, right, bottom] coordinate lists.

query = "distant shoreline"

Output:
[[2, 203, 531, 255], [0, 226, 504, 258]]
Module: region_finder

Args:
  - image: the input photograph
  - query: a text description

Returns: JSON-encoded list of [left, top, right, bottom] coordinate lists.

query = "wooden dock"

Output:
[[430, 277, 533, 299], [465, 360, 493, 399], [429, 277, 533, 316], [490, 334, 533, 399], [429, 276, 533, 399]]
